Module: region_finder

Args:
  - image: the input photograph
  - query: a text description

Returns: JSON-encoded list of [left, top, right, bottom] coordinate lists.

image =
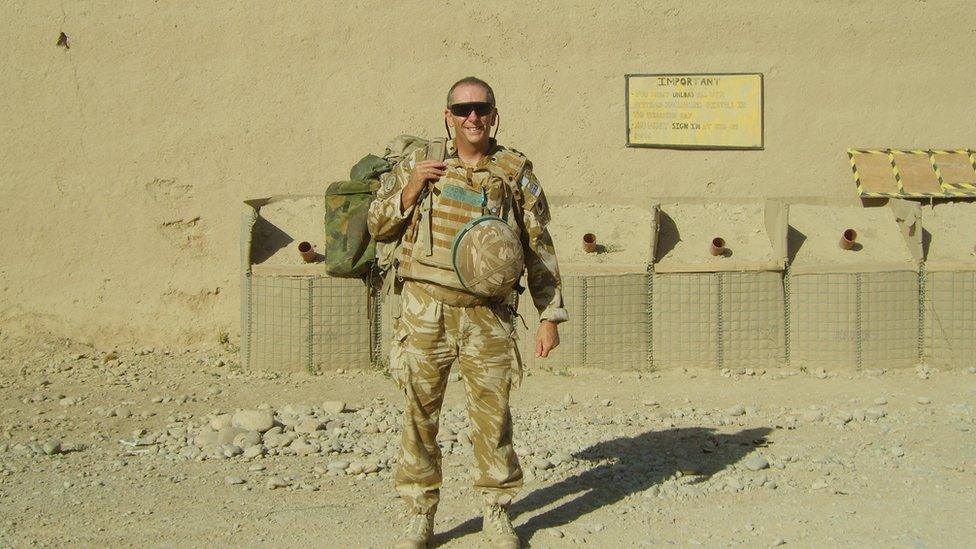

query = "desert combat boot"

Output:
[[483, 503, 520, 549], [394, 511, 435, 549]]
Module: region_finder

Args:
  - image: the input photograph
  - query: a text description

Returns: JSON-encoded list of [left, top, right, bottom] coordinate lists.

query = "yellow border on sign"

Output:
[[624, 73, 765, 150]]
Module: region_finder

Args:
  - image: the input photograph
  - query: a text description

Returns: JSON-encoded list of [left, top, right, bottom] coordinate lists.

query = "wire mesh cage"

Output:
[[788, 271, 919, 369], [786, 202, 922, 370], [377, 273, 648, 373], [650, 201, 788, 369], [919, 202, 976, 368], [652, 272, 719, 368], [242, 274, 372, 373], [241, 196, 373, 372], [515, 275, 585, 371], [923, 270, 976, 367], [652, 272, 785, 369], [239, 196, 974, 374], [517, 273, 650, 372], [721, 272, 787, 368]]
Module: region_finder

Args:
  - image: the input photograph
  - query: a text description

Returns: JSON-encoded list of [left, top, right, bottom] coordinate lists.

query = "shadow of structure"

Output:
[[653, 211, 681, 262], [435, 426, 773, 546], [249, 216, 294, 265], [786, 225, 807, 265]]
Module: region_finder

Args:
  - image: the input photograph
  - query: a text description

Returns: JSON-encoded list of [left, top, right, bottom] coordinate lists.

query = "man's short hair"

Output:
[[447, 77, 495, 106]]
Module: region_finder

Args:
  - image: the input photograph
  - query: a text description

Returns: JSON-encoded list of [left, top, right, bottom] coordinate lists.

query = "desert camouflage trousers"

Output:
[[390, 280, 523, 514]]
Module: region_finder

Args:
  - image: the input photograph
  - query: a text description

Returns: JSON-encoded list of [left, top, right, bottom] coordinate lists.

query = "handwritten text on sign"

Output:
[[627, 74, 763, 148]]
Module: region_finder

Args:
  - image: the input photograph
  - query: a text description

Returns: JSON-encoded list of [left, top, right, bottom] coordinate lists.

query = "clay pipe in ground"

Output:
[[710, 237, 726, 257], [298, 241, 317, 262], [840, 229, 858, 250], [583, 233, 597, 253]]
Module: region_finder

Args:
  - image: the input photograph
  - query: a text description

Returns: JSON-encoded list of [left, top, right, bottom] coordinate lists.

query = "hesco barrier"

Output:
[[240, 196, 376, 373], [919, 201, 976, 368], [241, 273, 374, 372], [241, 197, 974, 372], [787, 270, 920, 369], [649, 201, 789, 369], [923, 270, 976, 367], [243, 268, 942, 373], [651, 272, 786, 369], [785, 203, 923, 370], [378, 274, 645, 372]]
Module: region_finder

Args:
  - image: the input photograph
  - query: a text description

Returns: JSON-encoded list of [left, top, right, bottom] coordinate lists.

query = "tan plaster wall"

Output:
[[1, 0, 973, 346]]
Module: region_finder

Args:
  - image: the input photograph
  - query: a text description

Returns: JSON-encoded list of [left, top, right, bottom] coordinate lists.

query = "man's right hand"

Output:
[[401, 160, 447, 212]]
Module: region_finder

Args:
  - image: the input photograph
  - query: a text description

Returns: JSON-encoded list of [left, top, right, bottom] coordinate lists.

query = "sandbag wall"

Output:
[[786, 203, 922, 369], [241, 196, 375, 373]]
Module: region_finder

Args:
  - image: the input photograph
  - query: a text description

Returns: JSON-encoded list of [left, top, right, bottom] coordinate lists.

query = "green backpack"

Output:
[[324, 135, 444, 279]]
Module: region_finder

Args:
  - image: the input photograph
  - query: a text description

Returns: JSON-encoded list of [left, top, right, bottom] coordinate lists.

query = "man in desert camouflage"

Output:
[[367, 77, 568, 549]]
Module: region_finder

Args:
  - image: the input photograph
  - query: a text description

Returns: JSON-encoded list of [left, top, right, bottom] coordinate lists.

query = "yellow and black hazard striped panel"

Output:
[[849, 149, 976, 198], [849, 149, 897, 198], [931, 150, 976, 195]]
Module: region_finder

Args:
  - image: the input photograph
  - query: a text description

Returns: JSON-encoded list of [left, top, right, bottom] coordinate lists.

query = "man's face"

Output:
[[444, 84, 496, 150]]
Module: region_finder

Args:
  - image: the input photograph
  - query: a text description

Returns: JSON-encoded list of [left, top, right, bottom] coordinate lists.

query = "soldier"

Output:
[[368, 76, 568, 549]]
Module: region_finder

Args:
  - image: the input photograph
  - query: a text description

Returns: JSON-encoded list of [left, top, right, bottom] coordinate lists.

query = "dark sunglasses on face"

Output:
[[448, 102, 494, 117]]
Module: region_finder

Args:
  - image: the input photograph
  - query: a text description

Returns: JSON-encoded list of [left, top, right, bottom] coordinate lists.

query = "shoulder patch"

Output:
[[534, 194, 550, 226], [378, 172, 397, 198]]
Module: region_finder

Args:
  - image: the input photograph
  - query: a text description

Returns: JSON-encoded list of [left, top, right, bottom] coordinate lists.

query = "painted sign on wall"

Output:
[[626, 73, 763, 149]]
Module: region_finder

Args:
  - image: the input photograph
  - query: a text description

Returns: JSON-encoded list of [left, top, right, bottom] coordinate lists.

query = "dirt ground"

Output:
[[0, 331, 973, 548]]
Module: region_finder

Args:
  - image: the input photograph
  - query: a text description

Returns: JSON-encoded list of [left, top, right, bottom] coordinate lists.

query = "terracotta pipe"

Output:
[[583, 233, 597, 253], [710, 237, 726, 257], [298, 241, 316, 263], [840, 229, 858, 250]]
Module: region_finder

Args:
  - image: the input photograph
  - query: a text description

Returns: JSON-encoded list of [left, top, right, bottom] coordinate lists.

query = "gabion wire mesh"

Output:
[[924, 270, 976, 368], [243, 274, 371, 372], [788, 271, 919, 369]]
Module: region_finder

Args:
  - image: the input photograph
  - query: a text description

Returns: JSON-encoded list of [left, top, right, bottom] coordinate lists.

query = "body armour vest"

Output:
[[396, 147, 528, 295]]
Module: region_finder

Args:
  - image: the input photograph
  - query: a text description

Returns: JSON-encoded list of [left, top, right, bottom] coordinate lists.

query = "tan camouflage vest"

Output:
[[396, 147, 528, 294]]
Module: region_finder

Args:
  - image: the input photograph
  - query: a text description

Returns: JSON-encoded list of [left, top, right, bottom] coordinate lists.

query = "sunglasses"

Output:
[[448, 102, 494, 117]]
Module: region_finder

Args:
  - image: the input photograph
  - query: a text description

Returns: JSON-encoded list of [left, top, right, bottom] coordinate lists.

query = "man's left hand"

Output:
[[535, 320, 560, 358]]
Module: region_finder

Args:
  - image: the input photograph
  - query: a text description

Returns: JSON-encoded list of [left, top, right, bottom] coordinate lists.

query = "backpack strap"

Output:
[[414, 140, 445, 257], [425, 138, 447, 163], [384, 138, 445, 297]]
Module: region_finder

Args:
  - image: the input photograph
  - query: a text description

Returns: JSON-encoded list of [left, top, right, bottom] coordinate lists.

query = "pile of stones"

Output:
[[117, 399, 402, 478]]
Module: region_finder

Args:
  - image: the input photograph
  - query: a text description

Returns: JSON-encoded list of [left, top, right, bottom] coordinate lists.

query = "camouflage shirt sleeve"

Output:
[[516, 165, 570, 324], [366, 149, 423, 242]]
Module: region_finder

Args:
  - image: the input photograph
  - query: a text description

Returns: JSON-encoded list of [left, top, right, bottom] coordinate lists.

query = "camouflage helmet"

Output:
[[451, 216, 524, 297]]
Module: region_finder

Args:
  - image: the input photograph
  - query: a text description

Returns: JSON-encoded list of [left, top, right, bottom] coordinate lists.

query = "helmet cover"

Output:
[[451, 216, 524, 297]]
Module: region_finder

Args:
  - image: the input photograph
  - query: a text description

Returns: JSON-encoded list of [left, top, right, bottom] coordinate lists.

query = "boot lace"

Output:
[[404, 512, 433, 539]]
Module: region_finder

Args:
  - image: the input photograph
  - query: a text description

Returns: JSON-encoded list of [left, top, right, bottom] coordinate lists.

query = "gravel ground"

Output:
[[0, 332, 973, 548]]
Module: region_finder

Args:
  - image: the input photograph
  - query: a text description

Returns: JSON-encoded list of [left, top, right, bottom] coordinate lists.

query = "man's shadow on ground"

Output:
[[434, 426, 773, 546]]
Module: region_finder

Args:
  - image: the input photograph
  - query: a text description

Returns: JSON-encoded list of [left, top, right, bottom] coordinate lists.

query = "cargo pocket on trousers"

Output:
[[491, 304, 523, 390], [389, 317, 411, 391]]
